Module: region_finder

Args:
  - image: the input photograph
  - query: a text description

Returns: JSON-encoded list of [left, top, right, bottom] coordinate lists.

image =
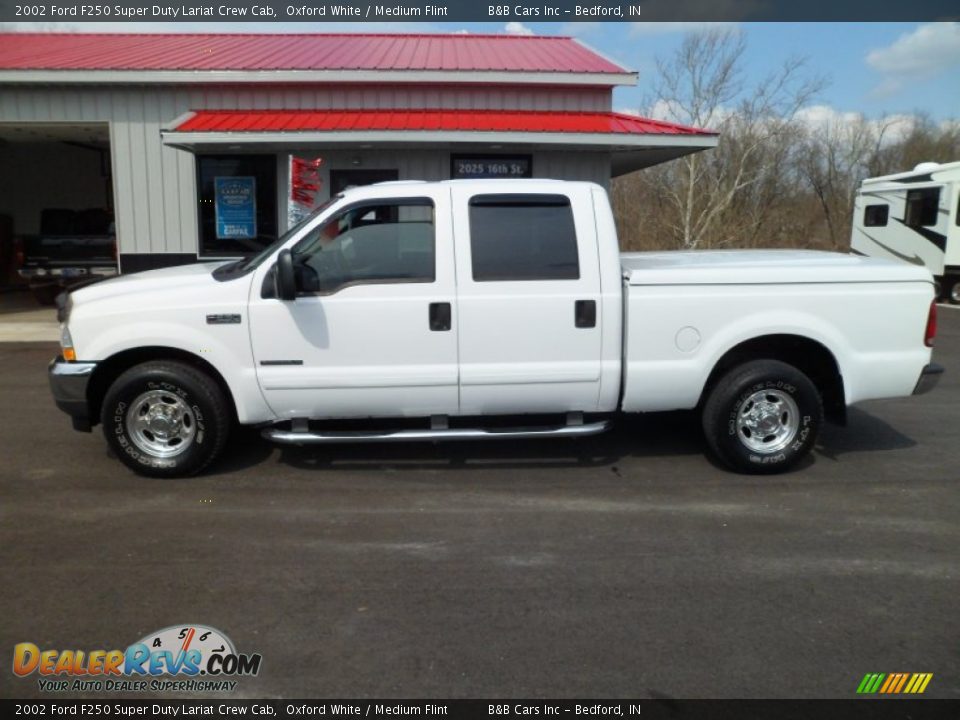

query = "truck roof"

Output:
[[339, 178, 606, 197]]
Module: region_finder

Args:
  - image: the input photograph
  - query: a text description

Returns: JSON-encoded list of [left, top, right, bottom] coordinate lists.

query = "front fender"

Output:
[[76, 319, 275, 425]]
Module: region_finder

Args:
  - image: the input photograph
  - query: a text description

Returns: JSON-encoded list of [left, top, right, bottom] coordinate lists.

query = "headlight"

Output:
[[59, 324, 76, 362]]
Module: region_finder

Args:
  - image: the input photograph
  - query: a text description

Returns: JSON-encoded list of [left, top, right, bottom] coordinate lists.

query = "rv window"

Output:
[[864, 204, 889, 227], [905, 187, 940, 228]]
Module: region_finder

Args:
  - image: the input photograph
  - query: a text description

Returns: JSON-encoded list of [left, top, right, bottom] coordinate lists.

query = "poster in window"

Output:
[[215, 176, 257, 239]]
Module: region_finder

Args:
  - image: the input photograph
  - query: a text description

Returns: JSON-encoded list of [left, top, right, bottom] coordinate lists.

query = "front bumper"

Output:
[[48, 356, 97, 432], [913, 363, 944, 396]]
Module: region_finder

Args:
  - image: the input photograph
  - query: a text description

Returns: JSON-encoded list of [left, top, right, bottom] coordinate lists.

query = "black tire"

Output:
[[101, 361, 231, 478], [701, 359, 823, 474]]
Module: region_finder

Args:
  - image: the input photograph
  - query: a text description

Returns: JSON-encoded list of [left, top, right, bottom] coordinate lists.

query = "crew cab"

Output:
[[48, 180, 942, 477]]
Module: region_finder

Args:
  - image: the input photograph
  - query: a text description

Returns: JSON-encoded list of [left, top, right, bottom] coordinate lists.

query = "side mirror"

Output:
[[275, 249, 297, 301]]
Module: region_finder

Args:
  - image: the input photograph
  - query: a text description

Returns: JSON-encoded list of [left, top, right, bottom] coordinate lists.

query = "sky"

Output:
[[2, 21, 958, 122]]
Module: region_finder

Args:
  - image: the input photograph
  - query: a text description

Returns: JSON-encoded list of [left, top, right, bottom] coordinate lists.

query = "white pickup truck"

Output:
[[49, 179, 942, 478]]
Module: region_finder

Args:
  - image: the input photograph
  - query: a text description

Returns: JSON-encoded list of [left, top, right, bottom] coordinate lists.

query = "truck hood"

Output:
[[69, 261, 229, 304], [621, 249, 934, 286]]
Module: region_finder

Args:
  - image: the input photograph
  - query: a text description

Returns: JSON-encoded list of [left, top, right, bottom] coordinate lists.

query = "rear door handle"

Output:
[[429, 302, 452, 331], [575, 300, 597, 328]]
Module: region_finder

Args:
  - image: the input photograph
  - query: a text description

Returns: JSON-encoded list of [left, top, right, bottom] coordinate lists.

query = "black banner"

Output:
[[0, 0, 958, 23], [3, 700, 960, 719]]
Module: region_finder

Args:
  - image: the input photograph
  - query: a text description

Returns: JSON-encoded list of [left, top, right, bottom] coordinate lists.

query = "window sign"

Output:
[[215, 176, 257, 240], [451, 155, 532, 179], [288, 156, 324, 229]]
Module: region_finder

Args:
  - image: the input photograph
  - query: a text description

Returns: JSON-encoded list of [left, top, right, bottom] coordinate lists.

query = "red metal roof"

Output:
[[173, 109, 714, 136], [0, 33, 628, 74]]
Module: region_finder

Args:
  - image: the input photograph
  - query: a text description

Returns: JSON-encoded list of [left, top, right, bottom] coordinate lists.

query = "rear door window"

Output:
[[468, 194, 579, 282]]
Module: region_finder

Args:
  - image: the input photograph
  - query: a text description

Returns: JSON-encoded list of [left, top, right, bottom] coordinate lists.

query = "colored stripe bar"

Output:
[[857, 672, 932, 695], [863, 673, 885, 694], [856, 673, 875, 693], [904, 674, 920, 693], [868, 673, 886, 693], [893, 673, 909, 693], [879, 674, 897, 693]]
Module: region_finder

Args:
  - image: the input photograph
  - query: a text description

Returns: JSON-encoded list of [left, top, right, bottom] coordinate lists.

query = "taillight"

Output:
[[924, 300, 937, 347], [13, 238, 24, 268]]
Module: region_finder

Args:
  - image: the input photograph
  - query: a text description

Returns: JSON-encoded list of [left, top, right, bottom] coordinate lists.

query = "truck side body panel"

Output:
[[620, 278, 933, 413]]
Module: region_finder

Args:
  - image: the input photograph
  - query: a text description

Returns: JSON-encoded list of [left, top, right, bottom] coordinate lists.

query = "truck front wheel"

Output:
[[101, 360, 231, 478], [702, 359, 823, 474]]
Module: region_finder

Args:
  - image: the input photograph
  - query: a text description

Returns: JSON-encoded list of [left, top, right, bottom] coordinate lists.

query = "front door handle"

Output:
[[429, 302, 452, 332], [575, 300, 597, 328]]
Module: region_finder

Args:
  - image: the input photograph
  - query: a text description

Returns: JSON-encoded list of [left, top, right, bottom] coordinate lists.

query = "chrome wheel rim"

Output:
[[126, 389, 196, 458], [950, 284, 960, 304], [736, 388, 800, 454]]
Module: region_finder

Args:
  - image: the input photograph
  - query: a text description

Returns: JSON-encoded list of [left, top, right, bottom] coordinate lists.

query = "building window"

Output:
[[864, 204, 889, 227], [468, 194, 579, 282], [904, 187, 940, 228], [451, 154, 532, 179], [291, 199, 435, 295], [197, 155, 278, 257]]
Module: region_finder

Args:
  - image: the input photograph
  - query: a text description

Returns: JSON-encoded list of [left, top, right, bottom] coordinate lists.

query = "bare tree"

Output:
[[798, 114, 878, 248], [611, 29, 959, 255], [621, 28, 825, 250]]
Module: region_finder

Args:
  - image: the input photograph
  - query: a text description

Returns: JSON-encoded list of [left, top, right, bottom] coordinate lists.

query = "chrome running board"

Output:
[[262, 420, 611, 445]]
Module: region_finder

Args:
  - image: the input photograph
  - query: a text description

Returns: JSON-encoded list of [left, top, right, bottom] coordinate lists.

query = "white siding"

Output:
[[0, 84, 612, 257], [533, 151, 611, 187]]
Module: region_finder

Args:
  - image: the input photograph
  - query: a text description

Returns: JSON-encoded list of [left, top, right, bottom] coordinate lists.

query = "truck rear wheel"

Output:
[[701, 359, 823, 474], [101, 360, 230, 478]]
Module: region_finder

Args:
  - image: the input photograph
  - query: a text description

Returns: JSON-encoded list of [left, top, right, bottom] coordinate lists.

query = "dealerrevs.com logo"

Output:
[[13, 624, 262, 693]]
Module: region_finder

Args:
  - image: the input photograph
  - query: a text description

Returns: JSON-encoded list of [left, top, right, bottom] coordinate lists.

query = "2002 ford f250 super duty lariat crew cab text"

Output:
[[48, 180, 943, 477]]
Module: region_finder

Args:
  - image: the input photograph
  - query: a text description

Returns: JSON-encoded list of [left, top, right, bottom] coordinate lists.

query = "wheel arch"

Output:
[[698, 334, 847, 424], [87, 347, 238, 428]]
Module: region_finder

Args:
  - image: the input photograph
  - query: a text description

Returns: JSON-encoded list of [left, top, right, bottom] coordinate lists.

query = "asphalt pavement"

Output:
[[1, 308, 958, 699]]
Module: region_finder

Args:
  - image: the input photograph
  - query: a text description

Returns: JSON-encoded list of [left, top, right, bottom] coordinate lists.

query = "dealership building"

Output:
[[0, 32, 716, 273]]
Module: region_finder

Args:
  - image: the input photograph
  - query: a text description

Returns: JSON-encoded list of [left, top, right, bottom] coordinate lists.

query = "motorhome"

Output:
[[851, 161, 960, 303]]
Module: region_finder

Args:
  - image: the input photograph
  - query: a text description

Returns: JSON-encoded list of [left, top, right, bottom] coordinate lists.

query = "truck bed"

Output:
[[618, 248, 935, 415]]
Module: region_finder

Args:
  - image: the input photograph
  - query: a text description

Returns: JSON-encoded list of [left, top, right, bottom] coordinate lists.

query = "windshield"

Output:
[[231, 195, 343, 274]]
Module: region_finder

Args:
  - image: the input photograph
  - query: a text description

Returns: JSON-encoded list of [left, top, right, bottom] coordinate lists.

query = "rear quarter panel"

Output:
[[620, 280, 934, 412]]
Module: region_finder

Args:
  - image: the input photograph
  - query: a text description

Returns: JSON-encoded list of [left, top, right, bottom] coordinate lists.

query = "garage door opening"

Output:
[[0, 122, 116, 304]]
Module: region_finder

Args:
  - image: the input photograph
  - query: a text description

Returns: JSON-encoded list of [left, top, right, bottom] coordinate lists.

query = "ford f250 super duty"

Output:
[[48, 180, 943, 477]]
